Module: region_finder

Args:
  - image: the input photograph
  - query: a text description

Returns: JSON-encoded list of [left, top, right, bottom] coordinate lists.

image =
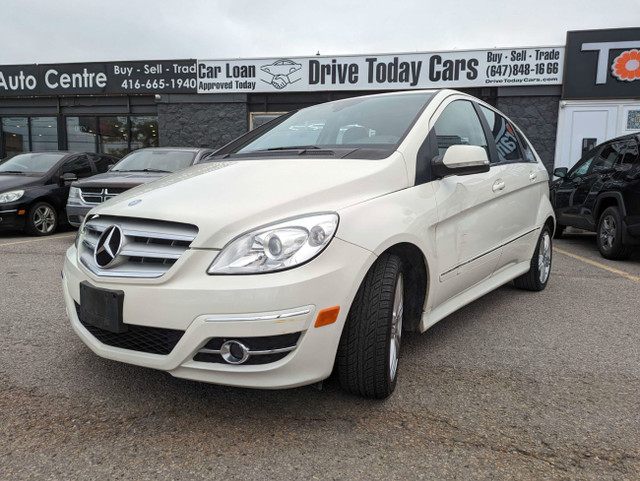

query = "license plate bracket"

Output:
[[79, 281, 126, 334]]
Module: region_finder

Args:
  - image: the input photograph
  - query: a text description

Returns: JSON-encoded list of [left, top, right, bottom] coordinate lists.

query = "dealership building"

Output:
[[0, 27, 638, 172]]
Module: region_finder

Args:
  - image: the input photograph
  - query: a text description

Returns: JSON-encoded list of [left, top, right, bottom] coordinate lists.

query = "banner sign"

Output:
[[0, 60, 197, 96], [0, 47, 564, 97], [563, 28, 640, 100], [197, 47, 564, 94]]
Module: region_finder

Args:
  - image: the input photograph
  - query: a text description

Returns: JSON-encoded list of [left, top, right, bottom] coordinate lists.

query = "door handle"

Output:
[[492, 179, 505, 192], [529, 172, 538, 181]]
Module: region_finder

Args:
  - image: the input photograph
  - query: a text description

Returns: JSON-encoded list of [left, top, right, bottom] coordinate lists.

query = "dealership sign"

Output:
[[0, 60, 197, 96], [197, 48, 564, 93], [563, 28, 640, 99], [0, 48, 564, 97]]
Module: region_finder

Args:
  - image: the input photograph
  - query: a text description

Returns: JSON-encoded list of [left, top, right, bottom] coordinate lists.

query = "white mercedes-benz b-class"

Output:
[[62, 90, 555, 398]]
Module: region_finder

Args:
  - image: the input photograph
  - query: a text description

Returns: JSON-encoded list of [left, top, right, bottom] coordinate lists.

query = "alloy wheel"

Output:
[[599, 215, 616, 252], [538, 231, 551, 284], [33, 205, 56, 234], [389, 273, 404, 382]]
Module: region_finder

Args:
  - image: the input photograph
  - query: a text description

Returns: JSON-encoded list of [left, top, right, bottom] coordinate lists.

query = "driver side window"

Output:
[[569, 155, 595, 178], [433, 100, 488, 157], [61, 155, 93, 178]]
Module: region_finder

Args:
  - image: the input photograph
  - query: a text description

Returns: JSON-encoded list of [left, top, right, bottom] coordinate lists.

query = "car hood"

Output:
[[0, 174, 43, 192], [89, 153, 409, 248], [73, 171, 169, 189]]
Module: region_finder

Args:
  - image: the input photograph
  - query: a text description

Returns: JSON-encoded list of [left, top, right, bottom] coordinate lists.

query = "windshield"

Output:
[[0, 152, 67, 174], [234, 92, 433, 156], [112, 149, 196, 173]]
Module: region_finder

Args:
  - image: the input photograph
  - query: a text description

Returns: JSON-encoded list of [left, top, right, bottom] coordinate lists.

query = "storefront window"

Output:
[[66, 117, 98, 153], [30, 117, 58, 151], [2, 117, 29, 157], [130, 116, 159, 150], [65, 115, 157, 158], [250, 112, 287, 130], [99, 116, 128, 158]]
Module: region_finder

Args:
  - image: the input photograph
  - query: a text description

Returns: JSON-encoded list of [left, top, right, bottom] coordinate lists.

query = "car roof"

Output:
[[602, 133, 640, 144]]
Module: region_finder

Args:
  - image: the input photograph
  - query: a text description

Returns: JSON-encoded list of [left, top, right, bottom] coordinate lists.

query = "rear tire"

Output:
[[337, 253, 404, 399], [25, 201, 58, 236], [597, 206, 632, 260], [514, 226, 552, 291]]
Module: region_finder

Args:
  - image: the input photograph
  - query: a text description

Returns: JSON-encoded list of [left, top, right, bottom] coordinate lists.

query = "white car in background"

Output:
[[62, 90, 554, 398]]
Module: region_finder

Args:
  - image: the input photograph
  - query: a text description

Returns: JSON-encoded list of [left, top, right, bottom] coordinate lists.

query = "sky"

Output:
[[1, 0, 638, 64]]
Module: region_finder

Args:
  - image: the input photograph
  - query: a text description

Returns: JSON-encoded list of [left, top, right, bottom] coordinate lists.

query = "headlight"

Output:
[[0, 190, 24, 203], [69, 186, 80, 199], [74, 214, 93, 248], [208, 213, 339, 274]]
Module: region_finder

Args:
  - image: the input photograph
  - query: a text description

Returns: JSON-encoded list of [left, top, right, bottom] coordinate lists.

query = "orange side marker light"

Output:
[[18, 210, 26, 215], [314, 306, 340, 328]]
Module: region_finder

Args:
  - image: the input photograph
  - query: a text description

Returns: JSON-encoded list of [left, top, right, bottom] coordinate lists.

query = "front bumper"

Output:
[[62, 237, 375, 389], [66, 198, 92, 227], [0, 204, 27, 232]]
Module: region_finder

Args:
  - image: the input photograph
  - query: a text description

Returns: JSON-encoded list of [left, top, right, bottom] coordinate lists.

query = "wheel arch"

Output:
[[594, 193, 626, 222], [544, 216, 555, 236], [27, 195, 64, 213], [378, 242, 429, 333]]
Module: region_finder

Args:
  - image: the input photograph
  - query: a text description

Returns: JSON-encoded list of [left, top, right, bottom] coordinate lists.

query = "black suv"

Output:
[[551, 134, 640, 259]]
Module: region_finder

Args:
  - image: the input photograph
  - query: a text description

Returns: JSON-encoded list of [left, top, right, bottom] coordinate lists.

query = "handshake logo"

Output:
[[260, 59, 302, 90]]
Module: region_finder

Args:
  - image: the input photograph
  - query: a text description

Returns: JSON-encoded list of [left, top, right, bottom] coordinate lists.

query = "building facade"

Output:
[[1, 28, 638, 173]]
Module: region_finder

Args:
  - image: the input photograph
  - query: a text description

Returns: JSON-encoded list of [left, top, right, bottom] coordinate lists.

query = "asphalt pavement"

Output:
[[1, 228, 639, 480]]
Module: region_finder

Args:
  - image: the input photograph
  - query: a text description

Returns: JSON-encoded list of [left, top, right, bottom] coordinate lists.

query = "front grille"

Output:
[[194, 333, 301, 365], [80, 187, 129, 205], [78, 215, 198, 278], [75, 302, 183, 355]]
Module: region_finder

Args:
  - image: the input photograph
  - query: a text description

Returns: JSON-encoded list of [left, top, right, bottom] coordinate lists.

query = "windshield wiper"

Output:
[[262, 145, 322, 151], [115, 168, 172, 173], [0, 170, 26, 175]]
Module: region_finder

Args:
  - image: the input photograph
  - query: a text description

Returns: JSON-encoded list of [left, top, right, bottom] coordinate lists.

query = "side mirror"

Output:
[[432, 145, 490, 178], [107, 164, 115, 171], [553, 167, 568, 179], [60, 172, 78, 184]]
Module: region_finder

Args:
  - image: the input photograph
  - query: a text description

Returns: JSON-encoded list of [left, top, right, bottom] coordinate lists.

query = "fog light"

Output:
[[220, 340, 250, 364]]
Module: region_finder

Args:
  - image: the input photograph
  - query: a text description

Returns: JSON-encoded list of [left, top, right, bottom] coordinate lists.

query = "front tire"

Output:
[[553, 224, 565, 239], [597, 206, 632, 260], [337, 254, 404, 399], [514, 225, 552, 291], [25, 201, 58, 236]]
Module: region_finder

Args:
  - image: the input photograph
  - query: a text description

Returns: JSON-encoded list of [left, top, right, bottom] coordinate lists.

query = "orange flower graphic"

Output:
[[611, 49, 640, 81]]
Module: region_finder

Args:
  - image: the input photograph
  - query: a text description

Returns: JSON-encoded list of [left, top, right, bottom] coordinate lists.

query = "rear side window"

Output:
[[617, 140, 639, 170], [592, 145, 619, 172], [516, 132, 537, 163], [432, 100, 488, 157], [92, 155, 116, 173], [478, 105, 523, 163]]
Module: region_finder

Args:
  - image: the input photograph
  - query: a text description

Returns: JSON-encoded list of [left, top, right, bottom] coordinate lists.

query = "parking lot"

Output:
[[1, 229, 638, 480]]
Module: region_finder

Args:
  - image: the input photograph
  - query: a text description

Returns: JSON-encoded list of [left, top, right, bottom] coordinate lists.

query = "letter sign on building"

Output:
[[563, 28, 640, 99]]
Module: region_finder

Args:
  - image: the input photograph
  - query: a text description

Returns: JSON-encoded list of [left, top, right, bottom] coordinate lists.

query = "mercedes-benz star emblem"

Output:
[[94, 225, 123, 268]]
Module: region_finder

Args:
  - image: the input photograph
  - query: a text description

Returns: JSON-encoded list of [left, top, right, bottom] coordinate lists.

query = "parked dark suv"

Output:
[[0, 152, 118, 236], [551, 134, 640, 259], [66, 147, 214, 227]]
